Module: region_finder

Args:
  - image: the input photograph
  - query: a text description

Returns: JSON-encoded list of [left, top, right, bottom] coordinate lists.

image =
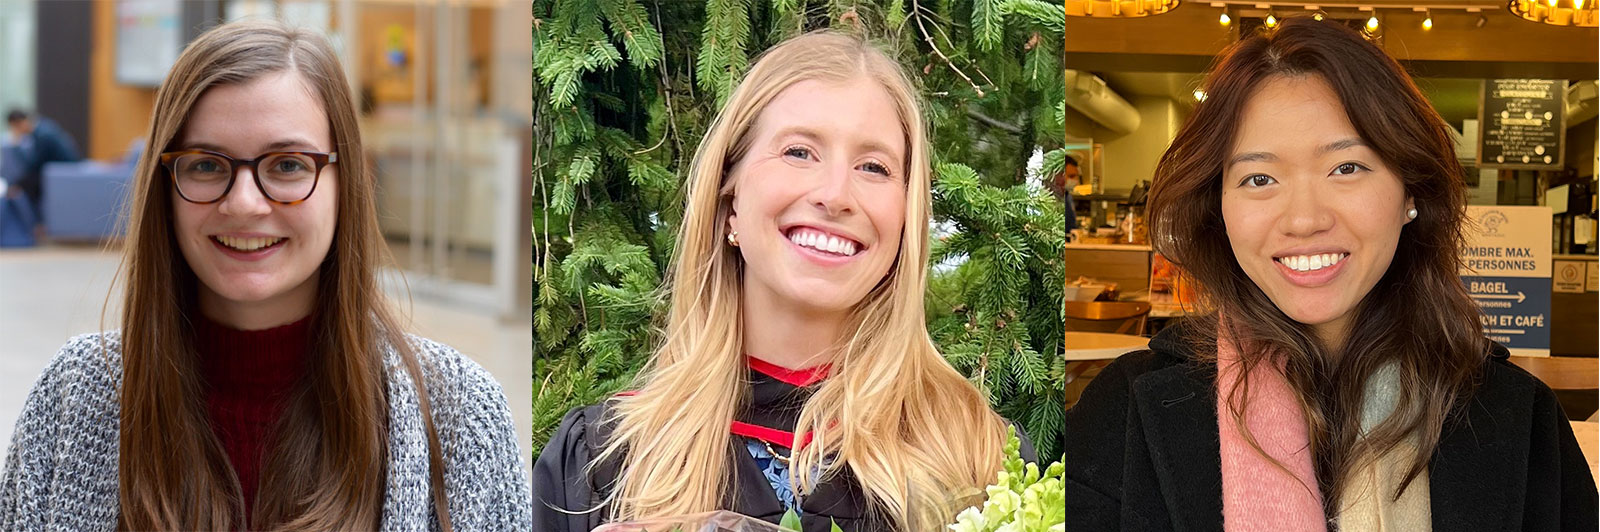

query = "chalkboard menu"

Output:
[[1477, 79, 1567, 170]]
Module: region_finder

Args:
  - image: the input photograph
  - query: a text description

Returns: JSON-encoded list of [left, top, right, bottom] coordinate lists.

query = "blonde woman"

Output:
[[0, 20, 530, 530], [533, 32, 1037, 532]]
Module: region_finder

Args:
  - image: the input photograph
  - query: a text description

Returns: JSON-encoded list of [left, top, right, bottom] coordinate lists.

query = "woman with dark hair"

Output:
[[1065, 18, 1597, 531]]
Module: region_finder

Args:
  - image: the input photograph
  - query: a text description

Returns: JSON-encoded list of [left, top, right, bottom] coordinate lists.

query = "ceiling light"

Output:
[[1509, 0, 1597, 25], [1066, 0, 1182, 18]]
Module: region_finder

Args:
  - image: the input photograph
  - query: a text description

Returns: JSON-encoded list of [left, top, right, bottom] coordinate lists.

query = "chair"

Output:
[[1065, 300, 1152, 335]]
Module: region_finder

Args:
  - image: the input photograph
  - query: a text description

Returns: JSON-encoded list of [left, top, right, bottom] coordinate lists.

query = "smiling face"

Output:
[[725, 77, 909, 317], [1220, 74, 1414, 347], [170, 71, 337, 330]]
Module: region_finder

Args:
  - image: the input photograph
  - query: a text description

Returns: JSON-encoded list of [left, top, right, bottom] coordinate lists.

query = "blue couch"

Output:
[[42, 160, 133, 240]]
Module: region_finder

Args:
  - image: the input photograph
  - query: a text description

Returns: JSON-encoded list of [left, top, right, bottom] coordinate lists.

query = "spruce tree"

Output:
[[535, 0, 1067, 462]]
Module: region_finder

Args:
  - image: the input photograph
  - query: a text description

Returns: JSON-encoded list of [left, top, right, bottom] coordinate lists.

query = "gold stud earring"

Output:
[[727, 231, 739, 246]]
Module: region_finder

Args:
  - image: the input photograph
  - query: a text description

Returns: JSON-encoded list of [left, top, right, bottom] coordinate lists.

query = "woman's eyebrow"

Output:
[[1227, 151, 1277, 167], [1317, 137, 1366, 155], [176, 138, 322, 154], [772, 126, 822, 145], [1227, 138, 1367, 168], [772, 126, 901, 161]]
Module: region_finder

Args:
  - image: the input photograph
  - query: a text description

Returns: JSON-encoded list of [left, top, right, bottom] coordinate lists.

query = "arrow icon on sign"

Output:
[[1470, 292, 1526, 303]]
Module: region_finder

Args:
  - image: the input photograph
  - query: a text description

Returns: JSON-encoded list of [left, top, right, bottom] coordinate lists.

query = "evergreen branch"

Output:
[[966, 106, 1024, 135], [648, 0, 687, 164], [911, 0, 984, 98], [598, 0, 665, 70], [1022, 37, 1058, 91], [1005, 0, 1067, 35], [886, 0, 908, 30], [972, 0, 1004, 52], [1040, 148, 1066, 180]]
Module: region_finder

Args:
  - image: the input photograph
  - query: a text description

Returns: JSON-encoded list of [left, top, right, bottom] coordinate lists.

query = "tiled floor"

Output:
[[0, 244, 532, 475]]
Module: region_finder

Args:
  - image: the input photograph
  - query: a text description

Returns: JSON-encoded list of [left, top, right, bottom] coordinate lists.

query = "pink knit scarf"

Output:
[[1216, 330, 1328, 532]]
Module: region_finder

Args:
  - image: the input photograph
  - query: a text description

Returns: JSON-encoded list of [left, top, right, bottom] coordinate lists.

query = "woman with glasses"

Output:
[[0, 20, 530, 530]]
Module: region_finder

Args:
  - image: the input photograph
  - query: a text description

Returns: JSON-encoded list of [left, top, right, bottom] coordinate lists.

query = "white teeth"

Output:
[[1279, 253, 1345, 272], [216, 235, 283, 252], [785, 228, 861, 257]]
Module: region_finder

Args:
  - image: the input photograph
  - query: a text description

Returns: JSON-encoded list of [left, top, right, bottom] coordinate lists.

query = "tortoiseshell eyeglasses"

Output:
[[159, 149, 337, 205]]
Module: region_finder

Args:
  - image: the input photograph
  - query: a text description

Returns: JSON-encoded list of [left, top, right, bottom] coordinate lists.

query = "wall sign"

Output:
[[1477, 79, 1567, 170], [1461, 206, 1552, 357]]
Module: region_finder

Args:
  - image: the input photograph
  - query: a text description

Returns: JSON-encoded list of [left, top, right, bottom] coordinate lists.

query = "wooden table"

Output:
[[1509, 356, 1599, 391], [1065, 332, 1151, 361], [1572, 421, 1598, 481], [1065, 332, 1150, 386]]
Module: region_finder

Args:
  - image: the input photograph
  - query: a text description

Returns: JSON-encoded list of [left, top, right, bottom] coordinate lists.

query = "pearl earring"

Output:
[[1406, 207, 1418, 220], [727, 231, 739, 246]]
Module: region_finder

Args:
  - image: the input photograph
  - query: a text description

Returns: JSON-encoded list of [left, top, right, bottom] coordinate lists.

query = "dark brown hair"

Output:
[[115, 20, 453, 530], [1145, 17, 1489, 514]]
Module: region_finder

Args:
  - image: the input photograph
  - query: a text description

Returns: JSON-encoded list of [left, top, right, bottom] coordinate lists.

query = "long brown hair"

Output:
[[1146, 17, 1489, 514], [115, 20, 453, 530]]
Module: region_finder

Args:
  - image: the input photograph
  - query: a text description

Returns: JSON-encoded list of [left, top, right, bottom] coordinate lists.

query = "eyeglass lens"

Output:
[[172, 152, 319, 203]]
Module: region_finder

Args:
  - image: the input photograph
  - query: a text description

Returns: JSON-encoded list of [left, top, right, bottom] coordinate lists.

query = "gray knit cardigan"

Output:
[[0, 332, 532, 531]]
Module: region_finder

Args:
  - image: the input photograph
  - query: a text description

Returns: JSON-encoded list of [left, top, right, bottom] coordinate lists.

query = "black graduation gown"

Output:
[[1065, 321, 1600, 532], [533, 361, 1038, 532]]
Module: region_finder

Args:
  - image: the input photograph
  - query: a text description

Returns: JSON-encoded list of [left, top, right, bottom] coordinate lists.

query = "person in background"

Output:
[[4, 109, 83, 220], [1064, 154, 1080, 233]]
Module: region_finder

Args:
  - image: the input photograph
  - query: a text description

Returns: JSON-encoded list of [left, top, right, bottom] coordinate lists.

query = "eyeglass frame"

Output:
[[158, 149, 338, 205]]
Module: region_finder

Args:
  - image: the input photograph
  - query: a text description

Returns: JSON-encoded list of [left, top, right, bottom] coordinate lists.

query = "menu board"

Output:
[[1477, 79, 1567, 170]]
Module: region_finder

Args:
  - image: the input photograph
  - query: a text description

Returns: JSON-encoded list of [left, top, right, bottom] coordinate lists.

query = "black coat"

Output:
[[1065, 323, 1599, 532], [533, 364, 1037, 532]]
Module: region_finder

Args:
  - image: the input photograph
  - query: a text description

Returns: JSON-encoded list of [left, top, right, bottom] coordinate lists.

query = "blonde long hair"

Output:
[[594, 31, 1007, 530], [114, 20, 453, 530]]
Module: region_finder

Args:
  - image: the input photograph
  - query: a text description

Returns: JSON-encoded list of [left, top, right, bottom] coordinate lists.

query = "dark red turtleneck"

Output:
[[193, 314, 313, 518]]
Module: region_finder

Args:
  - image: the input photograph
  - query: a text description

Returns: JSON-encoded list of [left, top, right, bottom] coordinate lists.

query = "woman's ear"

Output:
[[1404, 196, 1417, 224]]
